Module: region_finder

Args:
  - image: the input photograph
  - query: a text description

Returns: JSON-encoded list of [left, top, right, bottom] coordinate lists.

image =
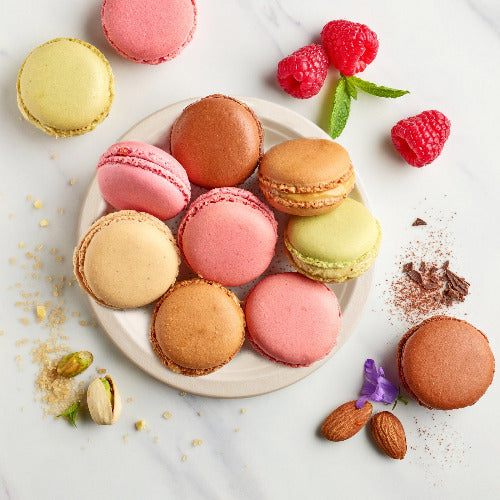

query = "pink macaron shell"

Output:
[[101, 0, 197, 64], [245, 273, 341, 367], [97, 141, 190, 221], [178, 188, 278, 287]]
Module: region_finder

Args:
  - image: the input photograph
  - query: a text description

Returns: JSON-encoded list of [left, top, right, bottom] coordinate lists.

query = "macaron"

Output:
[[178, 187, 277, 286], [170, 95, 264, 187], [244, 273, 341, 367], [17, 38, 114, 137], [284, 197, 381, 282], [150, 279, 246, 376], [397, 316, 495, 410], [258, 138, 355, 216], [97, 141, 191, 220], [74, 210, 180, 309], [101, 0, 197, 64]]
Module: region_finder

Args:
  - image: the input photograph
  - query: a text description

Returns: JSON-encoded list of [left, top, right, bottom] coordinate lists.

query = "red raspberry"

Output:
[[391, 110, 451, 167], [320, 20, 379, 76], [277, 44, 329, 99]]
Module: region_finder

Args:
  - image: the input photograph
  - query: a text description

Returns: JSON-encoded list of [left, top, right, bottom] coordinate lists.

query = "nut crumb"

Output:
[[179, 391, 186, 397], [51, 153, 58, 159], [192, 439, 203, 447], [57, 208, 64, 215], [96, 368, 107, 374], [154, 436, 159, 443], [240, 408, 247, 414], [69, 178, 76, 185], [181, 455, 188, 462], [235, 428, 241, 432], [126, 397, 133, 403], [162, 411, 172, 419], [33, 200, 42, 209], [123, 434, 129, 443], [20, 318, 30, 325], [19, 242, 25, 248], [39, 219, 49, 227], [197, 411, 203, 417], [36, 306, 47, 321]]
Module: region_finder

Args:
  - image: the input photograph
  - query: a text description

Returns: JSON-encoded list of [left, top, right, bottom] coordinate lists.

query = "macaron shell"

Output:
[[74, 211, 180, 309], [97, 141, 190, 220], [398, 316, 495, 410], [102, 0, 197, 64], [177, 188, 277, 287], [17, 38, 114, 137], [170, 95, 263, 187], [150, 279, 245, 376], [284, 198, 382, 282], [244, 273, 341, 367]]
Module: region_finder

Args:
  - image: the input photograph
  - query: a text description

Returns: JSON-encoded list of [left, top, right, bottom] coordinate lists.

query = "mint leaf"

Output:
[[57, 401, 80, 427], [344, 77, 358, 100], [349, 76, 410, 98], [329, 76, 351, 139], [391, 387, 409, 410]]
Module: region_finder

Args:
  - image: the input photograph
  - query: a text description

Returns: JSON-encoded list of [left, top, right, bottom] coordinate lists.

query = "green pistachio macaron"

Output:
[[284, 197, 382, 282], [17, 38, 114, 137]]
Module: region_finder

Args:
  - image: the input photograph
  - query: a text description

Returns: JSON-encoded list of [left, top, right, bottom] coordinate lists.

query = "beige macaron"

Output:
[[74, 210, 180, 309], [150, 279, 246, 376]]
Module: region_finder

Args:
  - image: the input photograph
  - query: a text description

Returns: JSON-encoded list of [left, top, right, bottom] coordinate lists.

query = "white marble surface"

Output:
[[1, 1, 499, 499]]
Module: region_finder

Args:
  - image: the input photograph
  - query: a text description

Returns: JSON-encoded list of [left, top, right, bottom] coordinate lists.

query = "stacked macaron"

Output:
[[74, 94, 383, 377]]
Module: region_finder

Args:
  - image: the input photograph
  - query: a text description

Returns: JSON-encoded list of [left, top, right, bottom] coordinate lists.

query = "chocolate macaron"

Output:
[[258, 138, 355, 216], [397, 316, 495, 410], [150, 279, 246, 376], [170, 94, 263, 187]]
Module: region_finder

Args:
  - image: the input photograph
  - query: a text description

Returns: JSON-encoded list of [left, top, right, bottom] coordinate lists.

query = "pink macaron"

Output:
[[101, 0, 197, 64], [177, 187, 278, 287], [245, 272, 341, 367], [97, 141, 191, 220]]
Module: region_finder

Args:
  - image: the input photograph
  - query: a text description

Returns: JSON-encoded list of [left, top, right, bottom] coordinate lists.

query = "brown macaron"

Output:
[[397, 316, 495, 410], [170, 94, 263, 188], [258, 138, 355, 216], [150, 279, 246, 376], [74, 210, 180, 309]]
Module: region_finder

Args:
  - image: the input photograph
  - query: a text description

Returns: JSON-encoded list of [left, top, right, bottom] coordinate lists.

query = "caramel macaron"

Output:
[[397, 316, 495, 410], [258, 138, 355, 216], [74, 210, 180, 309], [170, 94, 263, 187], [150, 279, 246, 376]]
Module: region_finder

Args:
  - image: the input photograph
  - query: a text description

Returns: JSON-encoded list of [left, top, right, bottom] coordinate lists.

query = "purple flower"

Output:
[[355, 359, 399, 409]]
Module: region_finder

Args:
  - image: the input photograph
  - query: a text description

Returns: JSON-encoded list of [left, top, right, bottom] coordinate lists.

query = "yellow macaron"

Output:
[[17, 38, 114, 137]]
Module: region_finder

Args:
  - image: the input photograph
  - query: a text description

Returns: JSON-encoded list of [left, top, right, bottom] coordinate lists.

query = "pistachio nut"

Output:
[[87, 375, 122, 425], [57, 351, 93, 378]]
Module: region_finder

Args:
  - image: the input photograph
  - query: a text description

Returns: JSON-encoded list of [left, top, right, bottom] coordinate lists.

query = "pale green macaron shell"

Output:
[[17, 38, 114, 137], [284, 198, 382, 282]]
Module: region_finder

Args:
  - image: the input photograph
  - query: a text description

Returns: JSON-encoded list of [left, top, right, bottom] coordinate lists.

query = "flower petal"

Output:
[[355, 395, 370, 409], [360, 379, 376, 396], [363, 359, 378, 384], [377, 377, 399, 403]]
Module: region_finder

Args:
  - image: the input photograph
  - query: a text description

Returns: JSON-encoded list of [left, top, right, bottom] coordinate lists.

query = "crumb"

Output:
[[20, 318, 30, 325], [0, 331, 5, 336], [39, 220, 49, 227], [240, 408, 247, 414], [179, 391, 186, 397], [126, 397, 133, 403], [162, 411, 172, 419], [69, 178, 76, 185], [57, 208, 64, 215], [135, 420, 146, 431], [56, 256, 63, 262], [50, 249, 56, 255], [36, 306, 47, 321], [181, 455, 188, 462], [33, 200, 42, 209], [27, 195, 33, 201], [154, 436, 159, 443], [10, 257, 16, 265], [79, 321, 87, 326], [19, 242, 25, 248], [192, 439, 203, 447], [72, 311, 79, 317], [123, 434, 130, 443], [96, 368, 107, 374], [9, 213, 15, 218], [235, 428, 241, 432], [197, 411, 203, 417], [51, 153, 58, 159], [35, 244, 43, 251]]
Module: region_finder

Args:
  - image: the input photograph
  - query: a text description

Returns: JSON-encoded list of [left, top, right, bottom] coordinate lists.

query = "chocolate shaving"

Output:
[[429, 275, 441, 283], [444, 288, 465, 302], [442, 260, 449, 269], [412, 218, 427, 226], [445, 270, 470, 296], [419, 261, 426, 272], [429, 266, 438, 274], [407, 270, 423, 284], [402, 262, 413, 273], [422, 282, 441, 290]]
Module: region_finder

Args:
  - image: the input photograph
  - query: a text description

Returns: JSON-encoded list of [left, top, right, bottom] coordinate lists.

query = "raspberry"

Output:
[[391, 110, 451, 167], [277, 44, 329, 99], [320, 20, 379, 76]]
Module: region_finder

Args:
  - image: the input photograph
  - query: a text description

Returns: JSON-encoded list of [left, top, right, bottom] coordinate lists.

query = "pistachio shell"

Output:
[[87, 375, 122, 425]]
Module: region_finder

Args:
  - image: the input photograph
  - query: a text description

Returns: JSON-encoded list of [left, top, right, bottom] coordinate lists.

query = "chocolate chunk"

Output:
[[407, 270, 423, 284], [412, 218, 427, 226], [444, 288, 464, 302], [419, 261, 426, 272], [445, 270, 470, 296], [442, 260, 450, 269], [402, 262, 413, 273]]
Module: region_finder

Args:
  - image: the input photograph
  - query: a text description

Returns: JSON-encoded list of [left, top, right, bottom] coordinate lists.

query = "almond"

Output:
[[321, 400, 373, 441], [370, 411, 407, 459]]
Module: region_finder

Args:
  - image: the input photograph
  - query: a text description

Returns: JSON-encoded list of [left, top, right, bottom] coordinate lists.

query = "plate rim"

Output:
[[77, 96, 374, 398]]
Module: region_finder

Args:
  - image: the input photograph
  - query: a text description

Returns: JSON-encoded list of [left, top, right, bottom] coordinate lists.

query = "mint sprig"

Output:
[[328, 74, 409, 139], [57, 401, 80, 427], [348, 76, 410, 98], [391, 387, 408, 410], [329, 76, 351, 139]]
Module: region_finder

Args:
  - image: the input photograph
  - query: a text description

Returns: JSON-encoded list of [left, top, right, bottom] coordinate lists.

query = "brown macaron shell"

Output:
[[150, 279, 246, 376], [258, 138, 355, 216], [74, 210, 180, 309], [397, 316, 495, 410], [170, 94, 263, 188]]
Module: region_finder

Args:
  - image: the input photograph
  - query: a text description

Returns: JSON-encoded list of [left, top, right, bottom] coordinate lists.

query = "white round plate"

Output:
[[78, 96, 374, 398]]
